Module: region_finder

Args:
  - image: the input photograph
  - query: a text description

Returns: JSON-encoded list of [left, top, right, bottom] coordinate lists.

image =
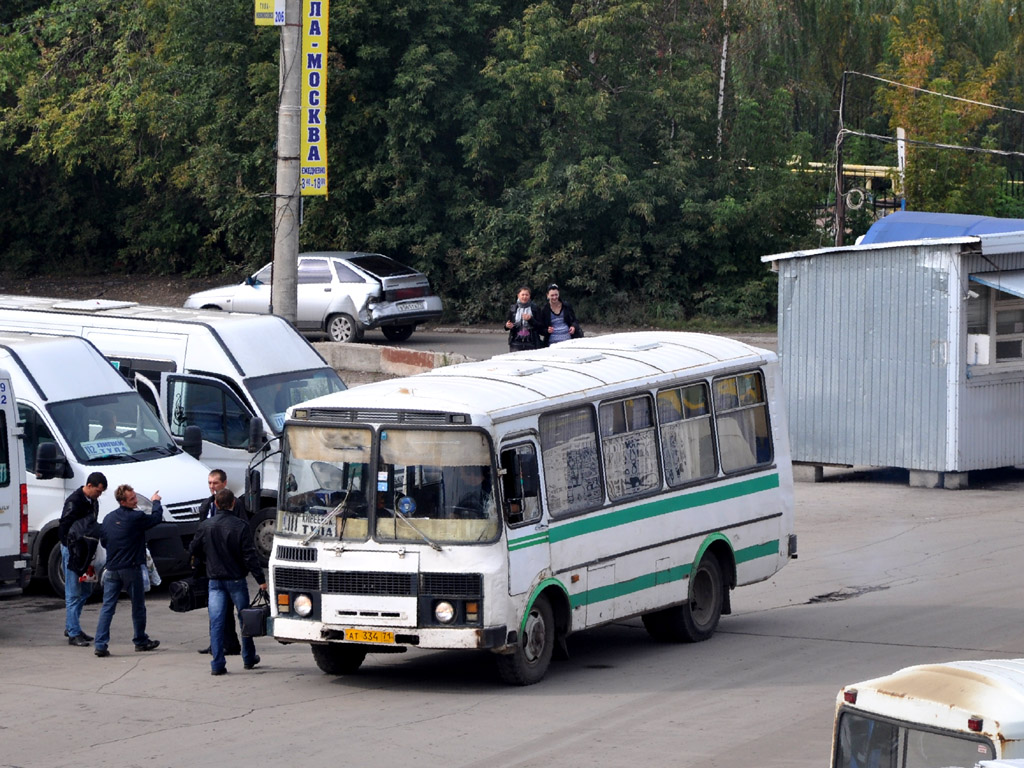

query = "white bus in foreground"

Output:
[[269, 332, 796, 684], [832, 659, 1024, 767]]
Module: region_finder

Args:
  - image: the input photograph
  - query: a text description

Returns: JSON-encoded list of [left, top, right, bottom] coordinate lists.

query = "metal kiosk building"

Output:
[[762, 211, 1024, 489]]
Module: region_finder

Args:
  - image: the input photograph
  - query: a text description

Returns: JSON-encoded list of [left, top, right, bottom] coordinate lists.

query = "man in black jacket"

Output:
[[58, 472, 107, 647], [93, 485, 163, 657], [190, 488, 267, 676], [196, 468, 244, 655]]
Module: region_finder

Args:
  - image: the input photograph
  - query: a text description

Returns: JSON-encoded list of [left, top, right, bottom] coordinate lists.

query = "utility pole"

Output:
[[271, 0, 301, 324]]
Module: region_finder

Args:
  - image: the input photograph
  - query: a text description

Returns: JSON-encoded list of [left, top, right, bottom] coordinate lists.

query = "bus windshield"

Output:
[[48, 392, 180, 464], [835, 711, 995, 768], [247, 368, 346, 434], [279, 425, 500, 545]]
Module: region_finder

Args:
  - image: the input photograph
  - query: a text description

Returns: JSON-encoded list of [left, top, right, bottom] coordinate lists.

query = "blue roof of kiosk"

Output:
[[859, 211, 1024, 245]]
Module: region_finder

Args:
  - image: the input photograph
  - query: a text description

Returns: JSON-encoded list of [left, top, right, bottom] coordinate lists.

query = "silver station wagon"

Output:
[[184, 251, 444, 343]]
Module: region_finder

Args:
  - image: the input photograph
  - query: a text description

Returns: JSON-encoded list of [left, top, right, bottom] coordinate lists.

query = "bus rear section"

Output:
[[832, 659, 1024, 767], [268, 331, 796, 685], [0, 370, 30, 596]]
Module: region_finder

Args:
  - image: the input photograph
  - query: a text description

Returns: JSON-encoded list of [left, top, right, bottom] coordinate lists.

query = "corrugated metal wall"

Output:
[[778, 245, 955, 470]]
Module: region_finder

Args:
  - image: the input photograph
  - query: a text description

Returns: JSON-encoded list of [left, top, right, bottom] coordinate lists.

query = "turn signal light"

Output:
[[278, 594, 290, 613], [968, 717, 984, 732]]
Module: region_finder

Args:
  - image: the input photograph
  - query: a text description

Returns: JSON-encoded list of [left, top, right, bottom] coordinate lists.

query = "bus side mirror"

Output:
[[182, 425, 203, 459], [247, 417, 266, 453], [36, 442, 71, 480], [246, 468, 262, 514]]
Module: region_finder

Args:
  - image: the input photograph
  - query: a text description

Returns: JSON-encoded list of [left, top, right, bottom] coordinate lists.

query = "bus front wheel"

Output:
[[311, 644, 367, 675], [496, 595, 554, 685], [642, 555, 724, 643]]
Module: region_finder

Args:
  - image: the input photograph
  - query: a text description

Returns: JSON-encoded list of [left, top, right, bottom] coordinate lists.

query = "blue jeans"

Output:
[[94, 567, 149, 652], [62, 545, 93, 637], [208, 578, 257, 672]]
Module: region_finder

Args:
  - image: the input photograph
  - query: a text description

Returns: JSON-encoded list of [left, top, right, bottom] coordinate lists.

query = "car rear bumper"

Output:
[[364, 295, 443, 329]]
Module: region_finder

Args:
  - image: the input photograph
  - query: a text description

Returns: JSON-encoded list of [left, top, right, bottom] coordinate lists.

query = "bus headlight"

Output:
[[294, 594, 313, 617], [434, 601, 455, 624]]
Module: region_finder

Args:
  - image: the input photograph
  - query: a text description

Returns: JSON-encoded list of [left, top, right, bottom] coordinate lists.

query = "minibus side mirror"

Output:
[[246, 468, 262, 514], [247, 417, 266, 453], [36, 442, 71, 480], [182, 425, 203, 459]]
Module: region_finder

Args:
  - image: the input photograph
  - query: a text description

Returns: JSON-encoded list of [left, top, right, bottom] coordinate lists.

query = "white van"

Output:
[[0, 296, 347, 562], [0, 332, 211, 594], [0, 368, 30, 597]]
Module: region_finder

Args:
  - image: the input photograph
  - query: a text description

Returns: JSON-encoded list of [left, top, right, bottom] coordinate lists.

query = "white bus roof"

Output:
[[0, 331, 131, 402], [0, 295, 328, 377], [841, 659, 1024, 746], [295, 332, 776, 420]]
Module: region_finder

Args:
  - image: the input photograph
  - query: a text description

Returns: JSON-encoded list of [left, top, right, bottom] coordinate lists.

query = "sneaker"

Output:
[[211, 668, 227, 676], [68, 635, 91, 647], [94, 648, 110, 657], [135, 639, 160, 652], [243, 655, 261, 670]]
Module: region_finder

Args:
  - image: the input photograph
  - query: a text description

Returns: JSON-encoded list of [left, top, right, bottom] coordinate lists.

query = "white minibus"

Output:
[[832, 658, 1024, 767], [0, 332, 211, 593], [268, 332, 796, 684], [0, 368, 30, 597], [0, 295, 347, 563]]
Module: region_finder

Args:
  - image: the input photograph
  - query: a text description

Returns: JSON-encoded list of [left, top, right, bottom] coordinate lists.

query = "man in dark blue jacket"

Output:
[[190, 488, 267, 676], [93, 485, 163, 657]]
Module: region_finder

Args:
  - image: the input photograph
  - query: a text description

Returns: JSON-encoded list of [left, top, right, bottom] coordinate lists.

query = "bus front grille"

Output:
[[323, 571, 417, 596], [274, 567, 321, 591]]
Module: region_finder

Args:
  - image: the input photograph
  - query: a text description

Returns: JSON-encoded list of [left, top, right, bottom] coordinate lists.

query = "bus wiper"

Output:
[[388, 506, 443, 552], [301, 494, 352, 546]]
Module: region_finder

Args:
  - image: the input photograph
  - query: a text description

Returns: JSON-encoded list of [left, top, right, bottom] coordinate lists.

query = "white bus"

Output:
[[832, 659, 1024, 767], [269, 332, 796, 684]]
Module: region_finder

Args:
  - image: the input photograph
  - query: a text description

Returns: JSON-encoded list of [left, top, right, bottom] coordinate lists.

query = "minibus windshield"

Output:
[[247, 368, 345, 433], [48, 392, 180, 464]]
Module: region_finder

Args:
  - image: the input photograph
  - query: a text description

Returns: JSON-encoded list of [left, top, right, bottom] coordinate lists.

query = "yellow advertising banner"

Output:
[[254, 0, 285, 26], [300, 0, 328, 196]]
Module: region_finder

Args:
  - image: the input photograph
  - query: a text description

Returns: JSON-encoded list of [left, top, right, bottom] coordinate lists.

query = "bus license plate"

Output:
[[344, 629, 395, 644]]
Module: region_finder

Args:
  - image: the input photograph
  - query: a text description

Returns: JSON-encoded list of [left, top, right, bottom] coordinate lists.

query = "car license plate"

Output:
[[397, 301, 425, 312], [344, 628, 395, 644]]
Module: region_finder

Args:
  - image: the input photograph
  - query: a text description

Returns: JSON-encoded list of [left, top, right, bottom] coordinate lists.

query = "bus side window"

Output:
[[500, 445, 541, 526]]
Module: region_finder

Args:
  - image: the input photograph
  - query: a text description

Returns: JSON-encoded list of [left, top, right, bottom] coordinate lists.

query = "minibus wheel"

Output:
[[642, 555, 724, 643], [46, 542, 65, 596], [250, 509, 276, 567], [496, 594, 554, 685], [311, 643, 366, 675]]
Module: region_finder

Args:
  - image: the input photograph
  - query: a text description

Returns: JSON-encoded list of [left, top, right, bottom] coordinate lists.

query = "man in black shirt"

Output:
[[58, 472, 107, 647], [196, 469, 244, 655], [190, 488, 267, 676]]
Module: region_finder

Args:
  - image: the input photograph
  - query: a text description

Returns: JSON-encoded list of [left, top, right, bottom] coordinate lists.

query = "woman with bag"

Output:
[[536, 284, 582, 345], [504, 286, 544, 352]]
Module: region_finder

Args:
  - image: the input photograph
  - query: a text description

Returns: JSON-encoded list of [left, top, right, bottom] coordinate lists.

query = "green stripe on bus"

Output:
[[567, 539, 779, 609], [549, 473, 779, 544], [508, 530, 550, 551]]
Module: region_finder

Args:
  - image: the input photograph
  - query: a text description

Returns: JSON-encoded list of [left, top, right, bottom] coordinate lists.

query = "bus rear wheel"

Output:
[[496, 595, 554, 685], [311, 644, 367, 675], [642, 555, 724, 643]]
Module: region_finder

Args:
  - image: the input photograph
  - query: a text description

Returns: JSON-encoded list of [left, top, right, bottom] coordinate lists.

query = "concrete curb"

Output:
[[314, 342, 473, 377]]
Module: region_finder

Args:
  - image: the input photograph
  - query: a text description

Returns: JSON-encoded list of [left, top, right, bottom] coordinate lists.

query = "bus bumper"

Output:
[[271, 616, 508, 650]]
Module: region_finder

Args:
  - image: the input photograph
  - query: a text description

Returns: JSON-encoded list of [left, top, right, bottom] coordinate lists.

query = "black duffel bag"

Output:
[[168, 576, 208, 613], [240, 588, 271, 637]]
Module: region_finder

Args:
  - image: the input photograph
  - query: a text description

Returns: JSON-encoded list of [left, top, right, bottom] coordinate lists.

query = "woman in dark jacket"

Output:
[[504, 286, 544, 351], [536, 284, 581, 345]]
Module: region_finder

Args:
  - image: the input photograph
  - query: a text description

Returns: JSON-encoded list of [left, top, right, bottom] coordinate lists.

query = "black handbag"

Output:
[[240, 588, 271, 637], [168, 576, 208, 613]]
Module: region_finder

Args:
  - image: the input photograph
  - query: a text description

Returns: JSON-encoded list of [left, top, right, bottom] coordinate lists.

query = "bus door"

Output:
[[500, 441, 548, 595]]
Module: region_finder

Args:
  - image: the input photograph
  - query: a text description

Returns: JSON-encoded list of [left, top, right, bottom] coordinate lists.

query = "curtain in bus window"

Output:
[[714, 374, 772, 473], [599, 397, 660, 501], [658, 386, 716, 486], [540, 407, 602, 516]]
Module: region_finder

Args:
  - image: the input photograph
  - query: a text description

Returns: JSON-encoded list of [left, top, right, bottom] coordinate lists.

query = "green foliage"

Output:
[[3, 0, 1023, 323]]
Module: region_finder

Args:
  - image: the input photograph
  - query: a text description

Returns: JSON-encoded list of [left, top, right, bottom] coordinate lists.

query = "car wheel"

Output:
[[381, 325, 414, 343], [200, 304, 223, 310], [326, 313, 362, 343]]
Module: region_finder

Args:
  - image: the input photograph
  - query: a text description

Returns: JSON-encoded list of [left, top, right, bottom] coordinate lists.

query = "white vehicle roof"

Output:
[[294, 332, 776, 421], [0, 295, 329, 377], [0, 331, 132, 402], [840, 659, 1024, 746]]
